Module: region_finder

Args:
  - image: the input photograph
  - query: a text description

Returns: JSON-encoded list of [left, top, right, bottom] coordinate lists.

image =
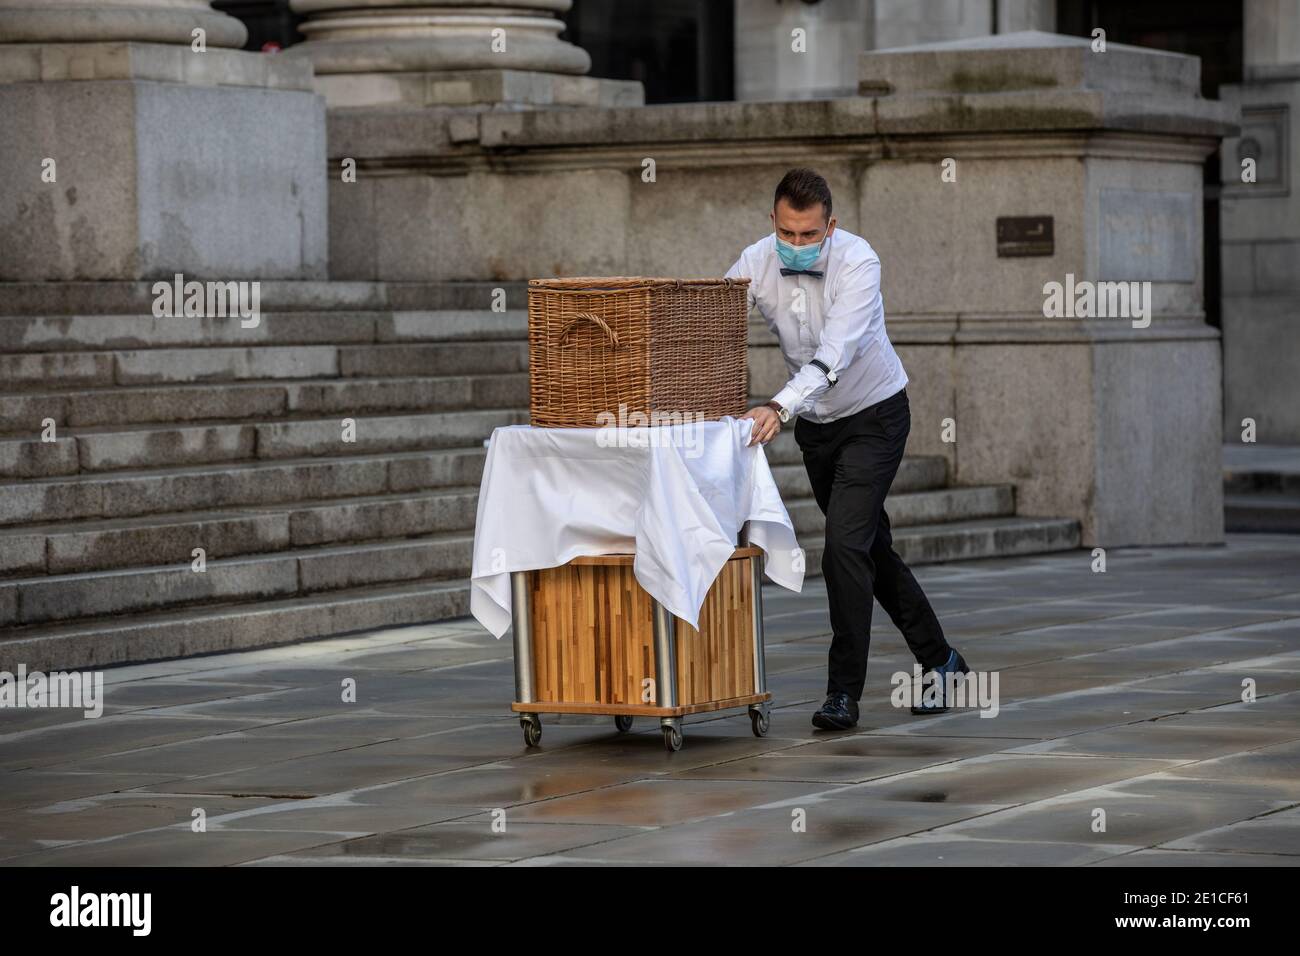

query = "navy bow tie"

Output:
[[780, 268, 824, 277]]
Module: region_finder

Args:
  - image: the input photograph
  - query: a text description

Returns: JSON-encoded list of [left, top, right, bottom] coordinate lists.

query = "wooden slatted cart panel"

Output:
[[676, 556, 756, 706], [527, 549, 758, 708]]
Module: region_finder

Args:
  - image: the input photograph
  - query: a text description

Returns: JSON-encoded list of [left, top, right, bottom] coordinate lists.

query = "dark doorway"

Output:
[[564, 0, 735, 103], [212, 0, 304, 51]]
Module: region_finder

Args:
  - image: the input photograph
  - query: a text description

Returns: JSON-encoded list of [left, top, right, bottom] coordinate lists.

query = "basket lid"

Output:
[[528, 276, 750, 291]]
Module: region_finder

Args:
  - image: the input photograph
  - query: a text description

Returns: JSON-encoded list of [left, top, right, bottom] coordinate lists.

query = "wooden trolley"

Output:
[[509, 535, 772, 752]]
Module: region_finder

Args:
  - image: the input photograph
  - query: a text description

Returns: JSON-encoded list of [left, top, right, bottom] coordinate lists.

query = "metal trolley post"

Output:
[[739, 521, 772, 735], [652, 600, 682, 750], [511, 570, 542, 746]]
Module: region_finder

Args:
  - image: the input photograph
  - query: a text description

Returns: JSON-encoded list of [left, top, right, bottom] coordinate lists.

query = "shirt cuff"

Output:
[[771, 385, 802, 418]]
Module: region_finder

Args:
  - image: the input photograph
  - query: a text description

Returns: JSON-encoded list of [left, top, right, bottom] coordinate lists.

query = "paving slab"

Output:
[[278, 818, 650, 864], [899, 782, 1288, 848], [1161, 806, 1300, 856], [801, 835, 1135, 866], [1093, 849, 1296, 866], [505, 800, 1012, 866], [0, 714, 267, 771], [0, 792, 291, 861], [2, 534, 1297, 865], [12, 826, 356, 867]]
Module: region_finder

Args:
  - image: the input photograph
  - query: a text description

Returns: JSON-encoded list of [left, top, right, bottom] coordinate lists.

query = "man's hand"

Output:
[[741, 404, 781, 446]]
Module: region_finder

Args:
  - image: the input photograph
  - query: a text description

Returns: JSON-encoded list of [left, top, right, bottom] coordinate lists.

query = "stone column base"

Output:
[[315, 67, 644, 110]]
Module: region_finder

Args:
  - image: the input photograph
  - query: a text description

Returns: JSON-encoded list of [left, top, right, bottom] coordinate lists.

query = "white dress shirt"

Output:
[[725, 227, 909, 424]]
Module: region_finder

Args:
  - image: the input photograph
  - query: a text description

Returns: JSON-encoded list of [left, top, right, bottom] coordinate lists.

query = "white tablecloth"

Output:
[[469, 417, 805, 638]]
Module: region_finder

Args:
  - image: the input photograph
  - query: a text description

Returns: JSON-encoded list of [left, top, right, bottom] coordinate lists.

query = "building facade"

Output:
[[0, 0, 1263, 669]]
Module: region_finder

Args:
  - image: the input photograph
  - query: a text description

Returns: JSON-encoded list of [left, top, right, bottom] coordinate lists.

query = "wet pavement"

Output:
[[2, 534, 1298, 866]]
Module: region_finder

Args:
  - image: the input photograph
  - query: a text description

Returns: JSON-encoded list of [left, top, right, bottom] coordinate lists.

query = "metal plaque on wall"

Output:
[[996, 216, 1054, 257]]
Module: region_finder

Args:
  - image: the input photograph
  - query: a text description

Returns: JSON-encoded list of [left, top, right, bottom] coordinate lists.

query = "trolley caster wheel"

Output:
[[750, 708, 770, 737], [614, 715, 634, 733], [520, 715, 542, 747], [662, 725, 683, 752]]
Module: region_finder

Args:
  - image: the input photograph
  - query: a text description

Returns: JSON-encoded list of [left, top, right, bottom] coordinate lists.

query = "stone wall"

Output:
[[1218, 0, 1300, 443], [325, 31, 1237, 548]]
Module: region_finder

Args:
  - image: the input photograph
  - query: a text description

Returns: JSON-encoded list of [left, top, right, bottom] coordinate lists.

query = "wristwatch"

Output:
[[765, 400, 791, 424]]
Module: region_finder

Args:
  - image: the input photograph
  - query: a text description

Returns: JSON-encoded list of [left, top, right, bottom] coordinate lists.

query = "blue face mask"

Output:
[[775, 230, 827, 271]]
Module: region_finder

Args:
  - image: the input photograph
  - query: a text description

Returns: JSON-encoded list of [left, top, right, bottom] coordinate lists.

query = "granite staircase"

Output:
[[0, 281, 1078, 670], [1223, 443, 1300, 533]]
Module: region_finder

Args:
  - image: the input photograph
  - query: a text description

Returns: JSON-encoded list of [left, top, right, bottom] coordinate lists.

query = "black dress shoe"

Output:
[[812, 691, 859, 730]]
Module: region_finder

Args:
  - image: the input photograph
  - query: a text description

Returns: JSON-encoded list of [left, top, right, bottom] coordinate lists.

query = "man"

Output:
[[727, 167, 970, 730]]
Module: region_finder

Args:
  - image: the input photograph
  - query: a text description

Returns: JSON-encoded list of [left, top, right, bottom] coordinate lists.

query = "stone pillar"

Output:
[[0, 0, 247, 47], [1218, 0, 1300, 443], [734, 0, 873, 102], [287, 0, 641, 108], [873, 0, 992, 49], [0, 0, 327, 280], [853, 32, 1234, 547], [733, 0, 1057, 104], [995, 0, 1054, 35], [872, 0, 1053, 49]]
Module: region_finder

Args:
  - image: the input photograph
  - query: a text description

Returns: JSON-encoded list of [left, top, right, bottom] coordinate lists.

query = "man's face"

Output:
[[771, 197, 836, 246]]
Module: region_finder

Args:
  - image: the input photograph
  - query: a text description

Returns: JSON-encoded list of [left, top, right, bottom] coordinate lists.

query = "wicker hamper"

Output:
[[527, 276, 751, 427]]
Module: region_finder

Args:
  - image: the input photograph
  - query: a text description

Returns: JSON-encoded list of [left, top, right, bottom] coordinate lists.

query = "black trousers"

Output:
[[793, 387, 952, 700]]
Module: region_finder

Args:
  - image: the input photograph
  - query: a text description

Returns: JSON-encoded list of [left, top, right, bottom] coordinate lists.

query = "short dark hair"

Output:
[[774, 168, 832, 221]]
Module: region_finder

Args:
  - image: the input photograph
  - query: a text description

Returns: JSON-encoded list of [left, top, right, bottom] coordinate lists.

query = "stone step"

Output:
[[0, 532, 476, 628], [0, 512, 1082, 673], [8, 443, 953, 528], [748, 346, 791, 396], [339, 342, 531, 379], [0, 373, 530, 432], [0, 466, 975, 579], [786, 485, 1016, 534], [0, 577, 473, 672], [748, 316, 778, 347], [753, 418, 951, 477], [769, 457, 948, 497], [0, 489, 1060, 630], [0, 280, 531, 315], [0, 506, 1074, 630], [0, 309, 528, 352], [1221, 444, 1300, 533], [0, 486, 483, 576], [761, 429, 801, 465], [1224, 492, 1300, 534], [799, 515, 1081, 570], [1223, 463, 1300, 495], [0, 340, 530, 390], [0, 447, 490, 526], [0, 408, 526, 477]]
